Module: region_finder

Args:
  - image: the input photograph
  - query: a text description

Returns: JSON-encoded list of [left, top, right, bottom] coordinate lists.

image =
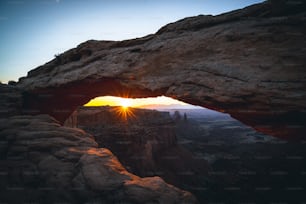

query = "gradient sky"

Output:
[[0, 0, 264, 83]]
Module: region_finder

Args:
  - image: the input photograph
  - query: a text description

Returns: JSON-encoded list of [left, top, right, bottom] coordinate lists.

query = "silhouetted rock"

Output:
[[17, 0, 306, 140], [0, 115, 198, 203]]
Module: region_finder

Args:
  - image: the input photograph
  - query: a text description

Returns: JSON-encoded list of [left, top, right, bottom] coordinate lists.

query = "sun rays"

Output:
[[113, 105, 136, 121], [105, 97, 134, 120]]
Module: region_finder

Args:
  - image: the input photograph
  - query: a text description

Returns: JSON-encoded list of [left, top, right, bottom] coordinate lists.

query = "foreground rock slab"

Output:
[[0, 115, 198, 204]]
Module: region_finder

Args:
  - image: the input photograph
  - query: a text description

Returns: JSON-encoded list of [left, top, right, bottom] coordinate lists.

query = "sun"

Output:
[[114, 98, 135, 121], [120, 98, 132, 109]]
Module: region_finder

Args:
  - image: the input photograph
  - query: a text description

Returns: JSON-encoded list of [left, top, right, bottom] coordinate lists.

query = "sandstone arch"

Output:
[[17, 0, 306, 140]]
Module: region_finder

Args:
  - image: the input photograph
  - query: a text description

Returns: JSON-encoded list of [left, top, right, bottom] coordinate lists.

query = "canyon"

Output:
[[64, 106, 209, 186], [65, 106, 180, 177]]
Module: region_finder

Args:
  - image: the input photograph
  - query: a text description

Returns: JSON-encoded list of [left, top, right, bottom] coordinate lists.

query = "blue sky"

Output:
[[0, 0, 264, 83]]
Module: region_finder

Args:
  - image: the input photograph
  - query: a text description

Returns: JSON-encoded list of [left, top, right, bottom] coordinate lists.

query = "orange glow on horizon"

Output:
[[84, 96, 188, 107]]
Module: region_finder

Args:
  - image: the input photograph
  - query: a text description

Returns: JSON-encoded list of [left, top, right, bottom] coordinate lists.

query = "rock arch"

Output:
[[17, 0, 306, 140]]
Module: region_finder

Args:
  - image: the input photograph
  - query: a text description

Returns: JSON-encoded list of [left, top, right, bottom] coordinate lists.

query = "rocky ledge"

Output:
[[0, 115, 197, 203], [15, 0, 306, 140]]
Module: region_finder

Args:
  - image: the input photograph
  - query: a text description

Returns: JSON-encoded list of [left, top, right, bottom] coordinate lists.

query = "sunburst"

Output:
[[113, 98, 135, 121]]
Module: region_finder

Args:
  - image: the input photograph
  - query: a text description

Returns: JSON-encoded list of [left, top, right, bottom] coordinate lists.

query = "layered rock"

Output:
[[16, 0, 306, 140], [0, 114, 197, 203]]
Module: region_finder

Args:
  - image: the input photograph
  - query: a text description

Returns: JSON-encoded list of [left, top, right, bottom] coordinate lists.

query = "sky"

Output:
[[0, 0, 264, 83]]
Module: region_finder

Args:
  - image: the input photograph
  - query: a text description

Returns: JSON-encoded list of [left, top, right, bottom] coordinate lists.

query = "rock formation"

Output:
[[15, 0, 306, 140], [1, 0, 306, 202], [0, 114, 197, 203]]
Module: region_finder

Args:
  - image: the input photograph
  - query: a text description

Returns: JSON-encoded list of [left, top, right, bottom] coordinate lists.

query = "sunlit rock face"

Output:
[[16, 0, 306, 140], [0, 115, 198, 204]]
